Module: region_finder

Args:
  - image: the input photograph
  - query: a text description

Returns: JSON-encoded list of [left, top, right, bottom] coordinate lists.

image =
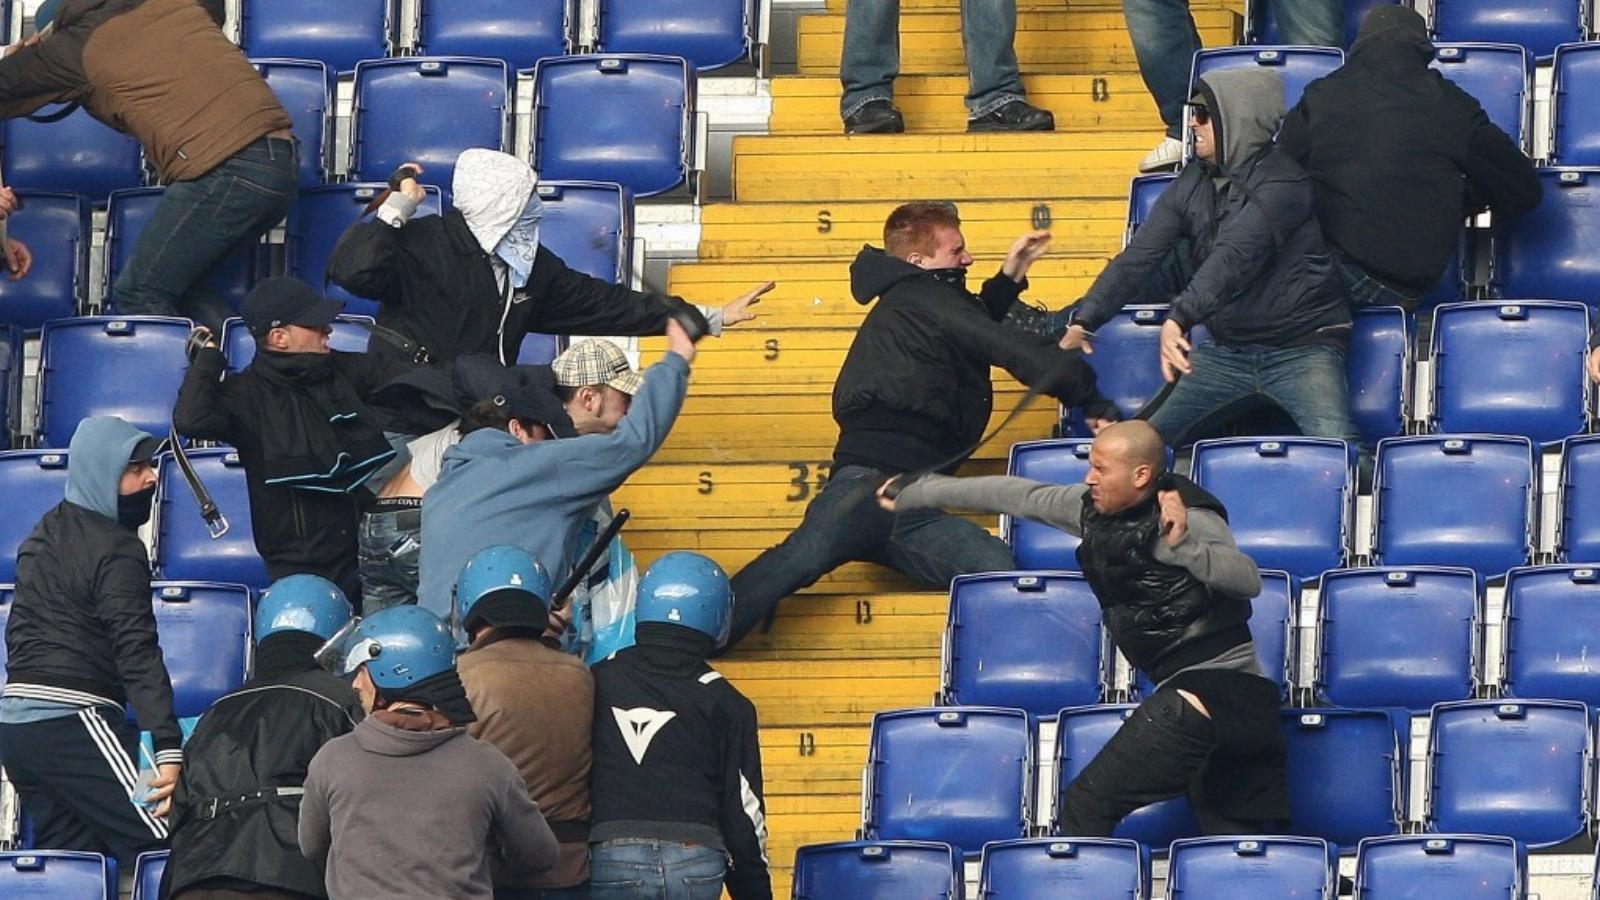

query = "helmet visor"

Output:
[[314, 617, 375, 676]]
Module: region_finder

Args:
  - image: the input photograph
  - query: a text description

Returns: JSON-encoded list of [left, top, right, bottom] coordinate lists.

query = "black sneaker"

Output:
[[843, 99, 906, 135], [968, 99, 1055, 133]]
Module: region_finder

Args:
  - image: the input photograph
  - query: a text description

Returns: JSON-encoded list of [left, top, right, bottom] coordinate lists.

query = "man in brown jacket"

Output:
[[0, 0, 296, 329], [455, 545, 594, 900]]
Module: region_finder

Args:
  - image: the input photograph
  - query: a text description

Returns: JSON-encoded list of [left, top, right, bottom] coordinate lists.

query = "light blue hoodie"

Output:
[[66, 416, 154, 518]]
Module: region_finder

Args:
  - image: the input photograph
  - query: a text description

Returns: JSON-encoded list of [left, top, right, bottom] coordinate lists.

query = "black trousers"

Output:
[[1058, 671, 1289, 837], [0, 707, 169, 866]]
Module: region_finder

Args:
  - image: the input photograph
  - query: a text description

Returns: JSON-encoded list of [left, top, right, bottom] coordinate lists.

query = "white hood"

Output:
[[451, 148, 537, 254]]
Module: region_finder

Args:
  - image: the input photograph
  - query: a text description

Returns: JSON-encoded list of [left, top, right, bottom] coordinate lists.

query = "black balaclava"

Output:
[[117, 486, 156, 529]]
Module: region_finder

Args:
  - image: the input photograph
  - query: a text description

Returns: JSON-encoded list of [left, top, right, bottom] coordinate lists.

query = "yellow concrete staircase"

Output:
[[616, 1, 1240, 892]]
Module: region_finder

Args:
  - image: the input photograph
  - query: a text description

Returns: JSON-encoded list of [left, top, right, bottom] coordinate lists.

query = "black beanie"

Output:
[[376, 669, 478, 725]]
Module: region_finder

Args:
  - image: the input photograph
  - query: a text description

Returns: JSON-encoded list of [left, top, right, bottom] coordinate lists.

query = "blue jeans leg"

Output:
[[589, 839, 727, 900], [1256, 343, 1369, 479], [883, 506, 1016, 587], [1146, 342, 1261, 447], [113, 136, 297, 331], [960, 0, 1027, 117], [1269, 0, 1343, 47], [358, 508, 422, 614], [1333, 249, 1418, 310], [1123, 0, 1203, 137], [840, 0, 901, 117]]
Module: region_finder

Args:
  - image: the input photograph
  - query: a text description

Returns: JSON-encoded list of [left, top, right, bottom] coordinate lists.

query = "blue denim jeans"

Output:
[[1147, 340, 1363, 449], [1332, 248, 1418, 310], [358, 505, 422, 614], [113, 135, 298, 332], [841, 0, 1026, 118], [727, 464, 1015, 647], [1124, 0, 1344, 136], [588, 839, 727, 900]]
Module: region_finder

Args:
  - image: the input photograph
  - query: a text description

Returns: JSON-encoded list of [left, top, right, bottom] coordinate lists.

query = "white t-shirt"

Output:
[[407, 423, 462, 492]]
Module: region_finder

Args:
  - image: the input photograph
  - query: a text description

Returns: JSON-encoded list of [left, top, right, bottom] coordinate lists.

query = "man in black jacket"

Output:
[[0, 416, 182, 866], [724, 201, 1116, 648], [1060, 68, 1360, 452], [162, 574, 361, 900], [174, 277, 399, 600], [1276, 5, 1542, 309], [325, 149, 769, 370]]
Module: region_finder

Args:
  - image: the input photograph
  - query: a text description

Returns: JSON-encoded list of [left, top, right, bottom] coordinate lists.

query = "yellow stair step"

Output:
[[820, 0, 1238, 10]]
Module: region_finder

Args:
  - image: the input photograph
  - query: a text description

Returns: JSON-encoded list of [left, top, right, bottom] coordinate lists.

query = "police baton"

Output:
[[549, 508, 630, 612]]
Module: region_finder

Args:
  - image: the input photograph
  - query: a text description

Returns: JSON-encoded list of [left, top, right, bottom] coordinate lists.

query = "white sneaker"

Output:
[[1138, 136, 1184, 172]]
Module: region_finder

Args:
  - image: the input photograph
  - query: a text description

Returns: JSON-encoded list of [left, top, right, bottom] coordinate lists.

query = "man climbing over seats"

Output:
[[722, 200, 1116, 649], [881, 419, 1288, 836]]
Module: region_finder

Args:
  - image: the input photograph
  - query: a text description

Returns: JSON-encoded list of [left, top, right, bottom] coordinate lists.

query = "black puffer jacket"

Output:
[[833, 247, 1113, 475]]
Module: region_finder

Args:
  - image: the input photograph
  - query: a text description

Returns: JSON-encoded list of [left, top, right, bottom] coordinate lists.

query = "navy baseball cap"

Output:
[[241, 277, 344, 338]]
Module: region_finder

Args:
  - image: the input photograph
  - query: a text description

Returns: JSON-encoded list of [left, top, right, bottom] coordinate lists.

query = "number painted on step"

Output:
[[697, 471, 714, 495], [787, 463, 810, 501], [815, 462, 832, 490], [816, 210, 832, 234], [1092, 77, 1110, 102], [798, 732, 816, 756], [764, 338, 780, 361], [856, 599, 873, 625], [1031, 203, 1052, 230]]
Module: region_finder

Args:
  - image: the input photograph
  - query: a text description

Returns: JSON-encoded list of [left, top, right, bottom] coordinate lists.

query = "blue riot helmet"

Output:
[[255, 574, 353, 642], [635, 551, 733, 645], [317, 605, 456, 690], [453, 545, 553, 635]]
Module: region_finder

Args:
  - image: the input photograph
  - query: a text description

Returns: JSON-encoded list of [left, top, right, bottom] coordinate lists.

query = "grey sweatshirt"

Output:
[[300, 711, 560, 900]]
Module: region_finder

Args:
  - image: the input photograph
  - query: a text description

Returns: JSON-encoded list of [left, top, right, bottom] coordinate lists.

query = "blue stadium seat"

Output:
[[1559, 436, 1600, 562], [0, 851, 113, 900], [596, 0, 754, 71], [1356, 835, 1525, 899], [130, 851, 167, 900], [1247, 0, 1400, 47], [1005, 439, 1091, 570], [36, 316, 192, 448], [0, 326, 14, 443], [1189, 46, 1345, 110], [1552, 42, 1600, 166], [414, 0, 570, 66], [532, 55, 694, 197], [791, 841, 962, 900], [1, 104, 144, 201], [517, 334, 561, 365], [1493, 168, 1600, 308], [1429, 301, 1589, 445], [977, 838, 1148, 900], [1315, 567, 1480, 712], [1126, 173, 1176, 242], [1417, 229, 1471, 311], [1281, 709, 1407, 847], [1065, 305, 1171, 431], [154, 449, 268, 590], [1166, 837, 1336, 899], [1431, 44, 1532, 150], [350, 58, 512, 192], [1431, 0, 1585, 59], [151, 582, 252, 720], [239, 0, 391, 73], [253, 58, 334, 187], [1347, 306, 1411, 446], [1190, 437, 1351, 579], [286, 183, 444, 318], [1132, 570, 1299, 699], [0, 585, 13, 687], [0, 192, 87, 330], [536, 180, 634, 283], [864, 707, 1032, 855], [1426, 699, 1590, 848], [942, 572, 1105, 718], [105, 188, 258, 312], [1501, 565, 1600, 704], [1053, 704, 1202, 849], [0, 450, 69, 583], [1371, 435, 1535, 577], [221, 315, 374, 372]]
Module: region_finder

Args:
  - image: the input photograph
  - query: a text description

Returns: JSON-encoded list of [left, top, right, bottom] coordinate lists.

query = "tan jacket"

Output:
[[460, 634, 595, 889]]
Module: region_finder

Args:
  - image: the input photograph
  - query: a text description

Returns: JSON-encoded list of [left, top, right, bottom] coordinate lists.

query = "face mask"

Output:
[[494, 193, 545, 290], [117, 486, 155, 529]]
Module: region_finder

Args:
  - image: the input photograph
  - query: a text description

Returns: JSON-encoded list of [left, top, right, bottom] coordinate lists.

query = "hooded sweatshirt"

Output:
[[1074, 69, 1349, 348], [1277, 5, 1542, 296], [299, 707, 559, 900]]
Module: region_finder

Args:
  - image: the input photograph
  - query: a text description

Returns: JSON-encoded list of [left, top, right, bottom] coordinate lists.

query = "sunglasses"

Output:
[[1187, 104, 1211, 126]]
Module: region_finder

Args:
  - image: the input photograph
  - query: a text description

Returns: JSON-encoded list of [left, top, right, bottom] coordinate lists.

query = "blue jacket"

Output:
[[417, 353, 689, 619]]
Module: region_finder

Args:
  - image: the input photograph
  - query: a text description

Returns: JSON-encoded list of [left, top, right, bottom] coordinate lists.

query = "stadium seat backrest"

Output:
[[1493, 168, 1600, 309], [1004, 439, 1092, 569], [1280, 709, 1406, 847], [1426, 699, 1591, 848], [943, 572, 1105, 717], [1316, 566, 1480, 712], [1054, 704, 1202, 848], [978, 838, 1148, 900], [1431, 0, 1584, 59], [239, 0, 391, 73], [0, 326, 13, 443], [0, 585, 12, 687], [0, 850, 113, 900], [517, 333, 561, 365], [1126, 173, 1177, 244], [532, 54, 694, 197], [1189, 46, 1345, 110], [154, 449, 268, 590], [105, 188, 257, 312], [1165, 837, 1335, 899], [253, 58, 334, 187], [0, 450, 69, 582], [1431, 43, 1532, 151], [791, 841, 962, 900], [1560, 436, 1600, 562], [350, 57, 512, 192], [130, 851, 167, 900], [36, 317, 192, 448], [1347, 306, 1411, 445], [286, 183, 443, 318], [596, 0, 753, 71], [1552, 42, 1600, 166], [151, 582, 252, 719], [1133, 570, 1299, 700], [1372, 435, 1535, 577], [1, 103, 144, 201], [1066, 306, 1171, 429], [1191, 437, 1351, 579], [415, 0, 570, 66], [0, 192, 86, 330], [1430, 301, 1589, 445], [1417, 229, 1471, 311], [1246, 0, 1400, 48], [1501, 565, 1600, 704], [221, 315, 374, 372], [1355, 834, 1524, 899], [536, 180, 634, 283], [865, 707, 1032, 855]]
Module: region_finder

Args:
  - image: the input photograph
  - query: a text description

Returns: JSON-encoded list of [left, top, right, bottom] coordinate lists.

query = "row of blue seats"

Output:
[[0, 849, 165, 900], [796, 834, 1529, 899], [2, 52, 695, 201], [1246, 0, 1598, 60]]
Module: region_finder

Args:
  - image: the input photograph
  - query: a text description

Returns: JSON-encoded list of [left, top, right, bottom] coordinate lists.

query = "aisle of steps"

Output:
[[616, 1, 1241, 891]]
